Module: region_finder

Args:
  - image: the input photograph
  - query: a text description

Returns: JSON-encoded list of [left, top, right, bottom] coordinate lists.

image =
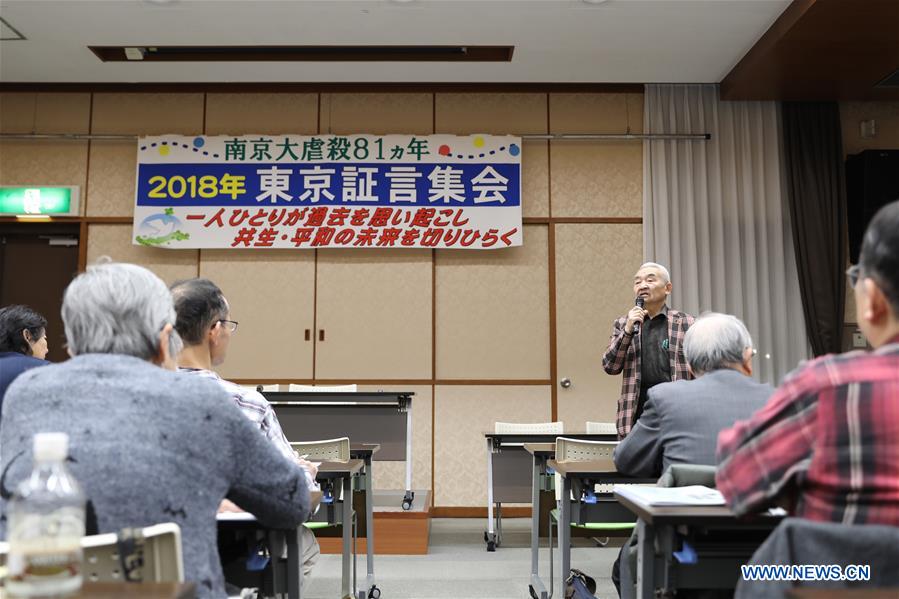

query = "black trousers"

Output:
[[612, 544, 624, 596]]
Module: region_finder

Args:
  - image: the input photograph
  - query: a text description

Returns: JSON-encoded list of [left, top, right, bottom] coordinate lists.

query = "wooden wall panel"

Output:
[[549, 93, 643, 218], [435, 93, 547, 135], [549, 93, 644, 134], [315, 249, 433, 380], [91, 93, 204, 135], [320, 93, 433, 135], [435, 225, 550, 380], [550, 142, 642, 217], [522, 140, 549, 218], [434, 385, 551, 507], [199, 250, 316, 380], [0, 92, 91, 134], [205, 93, 318, 135], [555, 223, 643, 427], [85, 142, 136, 217]]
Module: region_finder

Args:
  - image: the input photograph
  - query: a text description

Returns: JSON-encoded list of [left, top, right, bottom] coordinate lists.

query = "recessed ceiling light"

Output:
[[582, 0, 610, 4]]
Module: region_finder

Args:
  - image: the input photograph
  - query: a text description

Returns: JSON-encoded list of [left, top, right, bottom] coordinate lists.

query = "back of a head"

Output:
[[170, 278, 228, 346], [0, 305, 46, 355], [860, 199, 899, 316], [62, 261, 175, 360], [684, 313, 753, 375]]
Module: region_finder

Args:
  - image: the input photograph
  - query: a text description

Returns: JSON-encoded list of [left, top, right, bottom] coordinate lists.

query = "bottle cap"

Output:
[[33, 432, 69, 461]]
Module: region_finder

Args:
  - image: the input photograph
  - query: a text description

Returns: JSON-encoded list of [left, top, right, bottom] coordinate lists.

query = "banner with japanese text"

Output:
[[132, 134, 522, 250]]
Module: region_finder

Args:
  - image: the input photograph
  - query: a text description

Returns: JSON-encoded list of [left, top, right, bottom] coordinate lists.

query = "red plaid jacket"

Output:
[[716, 336, 899, 525], [602, 306, 694, 439]]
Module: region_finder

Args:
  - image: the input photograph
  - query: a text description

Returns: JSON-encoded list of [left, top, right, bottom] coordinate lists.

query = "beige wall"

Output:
[[839, 101, 899, 330], [0, 90, 643, 507]]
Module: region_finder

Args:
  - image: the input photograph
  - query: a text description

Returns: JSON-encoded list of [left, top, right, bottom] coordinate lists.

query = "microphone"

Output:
[[633, 296, 645, 335]]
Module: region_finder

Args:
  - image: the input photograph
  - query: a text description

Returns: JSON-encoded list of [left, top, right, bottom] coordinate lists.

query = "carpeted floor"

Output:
[[302, 517, 621, 598]]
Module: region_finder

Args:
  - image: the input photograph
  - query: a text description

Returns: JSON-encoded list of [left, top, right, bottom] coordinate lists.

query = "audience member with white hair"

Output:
[[611, 312, 774, 597], [603, 262, 695, 438], [614, 311, 773, 478], [0, 261, 312, 598]]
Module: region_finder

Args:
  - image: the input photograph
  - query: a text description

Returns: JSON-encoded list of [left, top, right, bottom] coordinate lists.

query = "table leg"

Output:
[[530, 455, 540, 577], [402, 401, 414, 510], [657, 525, 676, 597], [342, 475, 354, 599], [486, 437, 497, 551], [287, 525, 302, 599], [636, 519, 656, 599], [268, 530, 286, 598], [528, 454, 548, 599], [558, 475, 572, 599], [364, 454, 377, 598]]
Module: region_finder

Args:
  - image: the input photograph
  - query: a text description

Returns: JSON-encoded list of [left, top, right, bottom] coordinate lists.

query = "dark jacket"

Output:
[[613, 369, 773, 478], [0, 352, 48, 418]]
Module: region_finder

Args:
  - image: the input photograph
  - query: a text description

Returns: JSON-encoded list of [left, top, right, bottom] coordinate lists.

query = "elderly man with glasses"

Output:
[[717, 199, 899, 525], [170, 277, 321, 584]]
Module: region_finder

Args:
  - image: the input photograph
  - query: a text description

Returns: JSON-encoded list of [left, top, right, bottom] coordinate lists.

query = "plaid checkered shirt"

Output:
[[602, 305, 694, 438], [180, 368, 318, 491], [716, 336, 899, 525]]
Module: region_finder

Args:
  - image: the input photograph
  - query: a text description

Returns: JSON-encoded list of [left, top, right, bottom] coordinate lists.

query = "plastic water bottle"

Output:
[[6, 433, 85, 597]]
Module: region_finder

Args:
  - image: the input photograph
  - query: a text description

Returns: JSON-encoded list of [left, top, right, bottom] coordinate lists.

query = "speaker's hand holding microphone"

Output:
[[626, 296, 647, 336]]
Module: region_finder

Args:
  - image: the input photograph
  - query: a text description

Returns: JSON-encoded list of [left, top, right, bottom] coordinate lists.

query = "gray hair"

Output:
[[62, 261, 176, 360], [683, 312, 753, 375], [638, 262, 670, 283]]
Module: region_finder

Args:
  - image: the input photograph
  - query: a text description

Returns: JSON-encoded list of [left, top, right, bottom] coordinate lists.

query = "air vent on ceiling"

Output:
[[89, 45, 514, 63], [0, 17, 26, 40], [875, 68, 899, 88]]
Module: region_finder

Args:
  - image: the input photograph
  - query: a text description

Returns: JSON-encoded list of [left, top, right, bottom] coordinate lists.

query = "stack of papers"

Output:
[[614, 485, 726, 506]]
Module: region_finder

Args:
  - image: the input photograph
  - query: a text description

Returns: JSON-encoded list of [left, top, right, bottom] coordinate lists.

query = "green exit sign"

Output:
[[0, 186, 79, 216]]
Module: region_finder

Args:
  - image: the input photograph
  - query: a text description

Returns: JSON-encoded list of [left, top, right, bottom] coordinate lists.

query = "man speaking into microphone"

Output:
[[603, 263, 694, 438]]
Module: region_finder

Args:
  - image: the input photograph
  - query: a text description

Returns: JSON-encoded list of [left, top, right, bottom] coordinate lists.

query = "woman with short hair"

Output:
[[0, 304, 50, 409]]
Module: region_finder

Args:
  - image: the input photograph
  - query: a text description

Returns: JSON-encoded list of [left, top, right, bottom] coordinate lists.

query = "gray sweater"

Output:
[[0, 354, 311, 598]]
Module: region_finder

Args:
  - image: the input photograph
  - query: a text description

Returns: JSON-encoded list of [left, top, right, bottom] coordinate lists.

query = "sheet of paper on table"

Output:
[[614, 484, 726, 506]]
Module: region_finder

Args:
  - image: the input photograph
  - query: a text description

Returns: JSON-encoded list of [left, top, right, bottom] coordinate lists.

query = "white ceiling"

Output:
[[0, 0, 790, 84]]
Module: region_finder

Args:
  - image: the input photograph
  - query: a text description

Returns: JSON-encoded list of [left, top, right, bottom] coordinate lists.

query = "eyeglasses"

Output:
[[846, 264, 862, 289], [217, 319, 239, 333]]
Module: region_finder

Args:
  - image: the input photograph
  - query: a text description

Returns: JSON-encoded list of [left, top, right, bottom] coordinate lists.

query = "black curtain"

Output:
[[782, 102, 847, 356]]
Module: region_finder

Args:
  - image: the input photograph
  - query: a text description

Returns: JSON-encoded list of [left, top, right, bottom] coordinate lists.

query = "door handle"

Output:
[[318, 329, 325, 342], [560, 378, 572, 389]]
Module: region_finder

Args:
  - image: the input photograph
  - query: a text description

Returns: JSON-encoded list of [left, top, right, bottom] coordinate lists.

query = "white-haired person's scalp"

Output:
[[61, 260, 175, 361], [683, 312, 753, 375]]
